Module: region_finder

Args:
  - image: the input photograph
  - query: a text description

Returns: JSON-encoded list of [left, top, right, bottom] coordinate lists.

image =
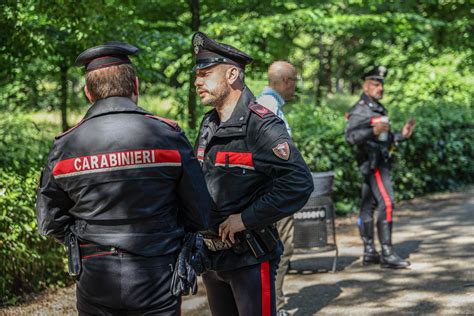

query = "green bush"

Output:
[[0, 115, 69, 306], [287, 100, 474, 213], [390, 102, 474, 199], [0, 170, 69, 305]]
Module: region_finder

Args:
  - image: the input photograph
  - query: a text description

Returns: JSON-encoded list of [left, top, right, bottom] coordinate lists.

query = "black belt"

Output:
[[80, 243, 128, 259]]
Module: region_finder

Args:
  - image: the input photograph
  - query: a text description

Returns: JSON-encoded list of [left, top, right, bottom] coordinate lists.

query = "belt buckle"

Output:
[[203, 238, 232, 251], [203, 238, 217, 251], [213, 238, 232, 251]]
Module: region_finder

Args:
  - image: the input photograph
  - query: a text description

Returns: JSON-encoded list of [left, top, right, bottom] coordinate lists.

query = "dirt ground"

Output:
[[2, 187, 473, 315]]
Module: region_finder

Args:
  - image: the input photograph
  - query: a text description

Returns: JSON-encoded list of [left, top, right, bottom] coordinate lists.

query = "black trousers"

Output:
[[202, 259, 278, 316], [359, 166, 395, 225], [76, 252, 180, 316]]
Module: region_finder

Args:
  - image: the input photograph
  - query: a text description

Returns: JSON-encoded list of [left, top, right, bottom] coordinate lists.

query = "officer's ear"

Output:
[[133, 77, 139, 96], [226, 66, 240, 85], [130, 77, 139, 104], [362, 80, 369, 93], [84, 84, 94, 104]]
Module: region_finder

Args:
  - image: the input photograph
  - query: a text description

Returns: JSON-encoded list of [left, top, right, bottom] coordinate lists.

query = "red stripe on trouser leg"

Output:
[[260, 261, 271, 316], [374, 168, 393, 222]]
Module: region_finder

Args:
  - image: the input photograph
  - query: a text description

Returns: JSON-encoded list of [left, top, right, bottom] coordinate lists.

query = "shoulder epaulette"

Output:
[[346, 103, 359, 116], [248, 103, 275, 118], [55, 119, 87, 139], [145, 114, 180, 130]]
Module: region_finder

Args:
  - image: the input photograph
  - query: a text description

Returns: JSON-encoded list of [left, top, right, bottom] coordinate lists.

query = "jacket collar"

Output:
[[221, 86, 255, 127], [202, 87, 255, 139], [203, 86, 255, 128], [83, 96, 149, 120], [361, 93, 387, 114]]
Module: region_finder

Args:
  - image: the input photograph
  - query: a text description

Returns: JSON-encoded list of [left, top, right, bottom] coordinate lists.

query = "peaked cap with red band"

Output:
[[74, 41, 139, 72], [192, 32, 253, 71], [362, 65, 388, 83]]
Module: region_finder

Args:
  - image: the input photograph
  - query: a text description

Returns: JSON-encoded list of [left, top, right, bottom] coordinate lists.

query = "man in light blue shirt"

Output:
[[257, 61, 298, 316], [257, 61, 297, 136]]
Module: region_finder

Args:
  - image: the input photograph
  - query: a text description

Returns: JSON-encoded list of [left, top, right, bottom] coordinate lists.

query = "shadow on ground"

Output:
[[289, 255, 358, 273], [286, 284, 342, 315], [283, 188, 474, 314]]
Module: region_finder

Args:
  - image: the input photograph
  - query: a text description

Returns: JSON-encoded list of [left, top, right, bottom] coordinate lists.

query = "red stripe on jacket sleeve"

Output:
[[370, 116, 382, 125]]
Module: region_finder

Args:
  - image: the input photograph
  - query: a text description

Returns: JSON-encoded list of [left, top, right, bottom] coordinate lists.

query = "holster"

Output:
[[65, 232, 81, 278], [368, 150, 380, 170], [239, 226, 279, 258], [365, 141, 381, 170]]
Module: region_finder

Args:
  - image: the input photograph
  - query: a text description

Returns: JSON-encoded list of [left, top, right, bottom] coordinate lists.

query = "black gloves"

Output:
[[171, 233, 209, 296]]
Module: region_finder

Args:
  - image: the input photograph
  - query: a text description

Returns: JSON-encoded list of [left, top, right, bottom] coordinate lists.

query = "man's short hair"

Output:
[[238, 67, 245, 82], [85, 64, 136, 101]]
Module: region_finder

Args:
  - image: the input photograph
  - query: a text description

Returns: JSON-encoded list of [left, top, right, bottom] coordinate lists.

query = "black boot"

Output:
[[359, 221, 380, 265], [377, 220, 410, 269]]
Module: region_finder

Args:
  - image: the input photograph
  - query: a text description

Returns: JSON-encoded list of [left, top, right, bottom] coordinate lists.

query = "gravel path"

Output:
[[2, 187, 473, 315]]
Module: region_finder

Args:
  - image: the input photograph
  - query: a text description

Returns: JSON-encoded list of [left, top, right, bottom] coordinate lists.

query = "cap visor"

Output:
[[365, 76, 384, 82], [192, 63, 220, 71]]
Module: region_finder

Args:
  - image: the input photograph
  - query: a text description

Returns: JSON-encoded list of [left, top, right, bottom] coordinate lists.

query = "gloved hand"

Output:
[[170, 233, 209, 296], [190, 233, 210, 275]]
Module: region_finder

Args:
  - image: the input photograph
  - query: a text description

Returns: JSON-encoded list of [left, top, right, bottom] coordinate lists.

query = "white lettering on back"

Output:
[[135, 151, 142, 164], [101, 155, 109, 168], [109, 153, 117, 167], [143, 151, 151, 163], [74, 158, 82, 171], [90, 156, 99, 169], [82, 158, 90, 170], [122, 152, 129, 165]]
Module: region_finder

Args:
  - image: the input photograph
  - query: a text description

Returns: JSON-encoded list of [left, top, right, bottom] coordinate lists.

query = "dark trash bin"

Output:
[[292, 172, 338, 272]]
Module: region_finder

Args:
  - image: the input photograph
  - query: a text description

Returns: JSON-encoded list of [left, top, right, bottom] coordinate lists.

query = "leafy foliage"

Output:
[[0, 0, 472, 306], [0, 115, 68, 305]]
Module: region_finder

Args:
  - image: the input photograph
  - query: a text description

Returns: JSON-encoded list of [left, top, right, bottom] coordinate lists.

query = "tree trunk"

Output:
[[350, 80, 357, 95], [31, 79, 38, 109], [325, 47, 333, 94], [315, 42, 325, 107], [187, 0, 200, 129], [60, 65, 69, 131]]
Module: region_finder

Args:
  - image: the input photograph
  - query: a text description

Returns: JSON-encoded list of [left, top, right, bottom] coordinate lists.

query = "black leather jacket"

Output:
[[195, 88, 313, 270], [36, 96, 209, 256], [345, 93, 405, 174]]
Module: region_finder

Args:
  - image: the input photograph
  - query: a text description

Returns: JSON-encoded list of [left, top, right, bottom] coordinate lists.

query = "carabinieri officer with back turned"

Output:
[[36, 42, 210, 315]]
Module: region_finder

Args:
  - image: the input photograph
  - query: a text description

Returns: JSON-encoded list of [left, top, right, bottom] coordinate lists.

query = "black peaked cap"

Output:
[[362, 66, 388, 82], [75, 41, 139, 72], [192, 32, 253, 71]]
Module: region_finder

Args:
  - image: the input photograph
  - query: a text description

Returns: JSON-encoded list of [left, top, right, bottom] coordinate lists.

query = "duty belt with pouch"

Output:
[[242, 226, 279, 258], [203, 225, 279, 258], [65, 232, 81, 278]]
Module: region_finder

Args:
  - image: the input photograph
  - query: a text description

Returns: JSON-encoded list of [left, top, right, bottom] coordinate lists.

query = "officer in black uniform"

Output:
[[345, 66, 416, 269], [192, 32, 314, 316], [36, 42, 210, 315]]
